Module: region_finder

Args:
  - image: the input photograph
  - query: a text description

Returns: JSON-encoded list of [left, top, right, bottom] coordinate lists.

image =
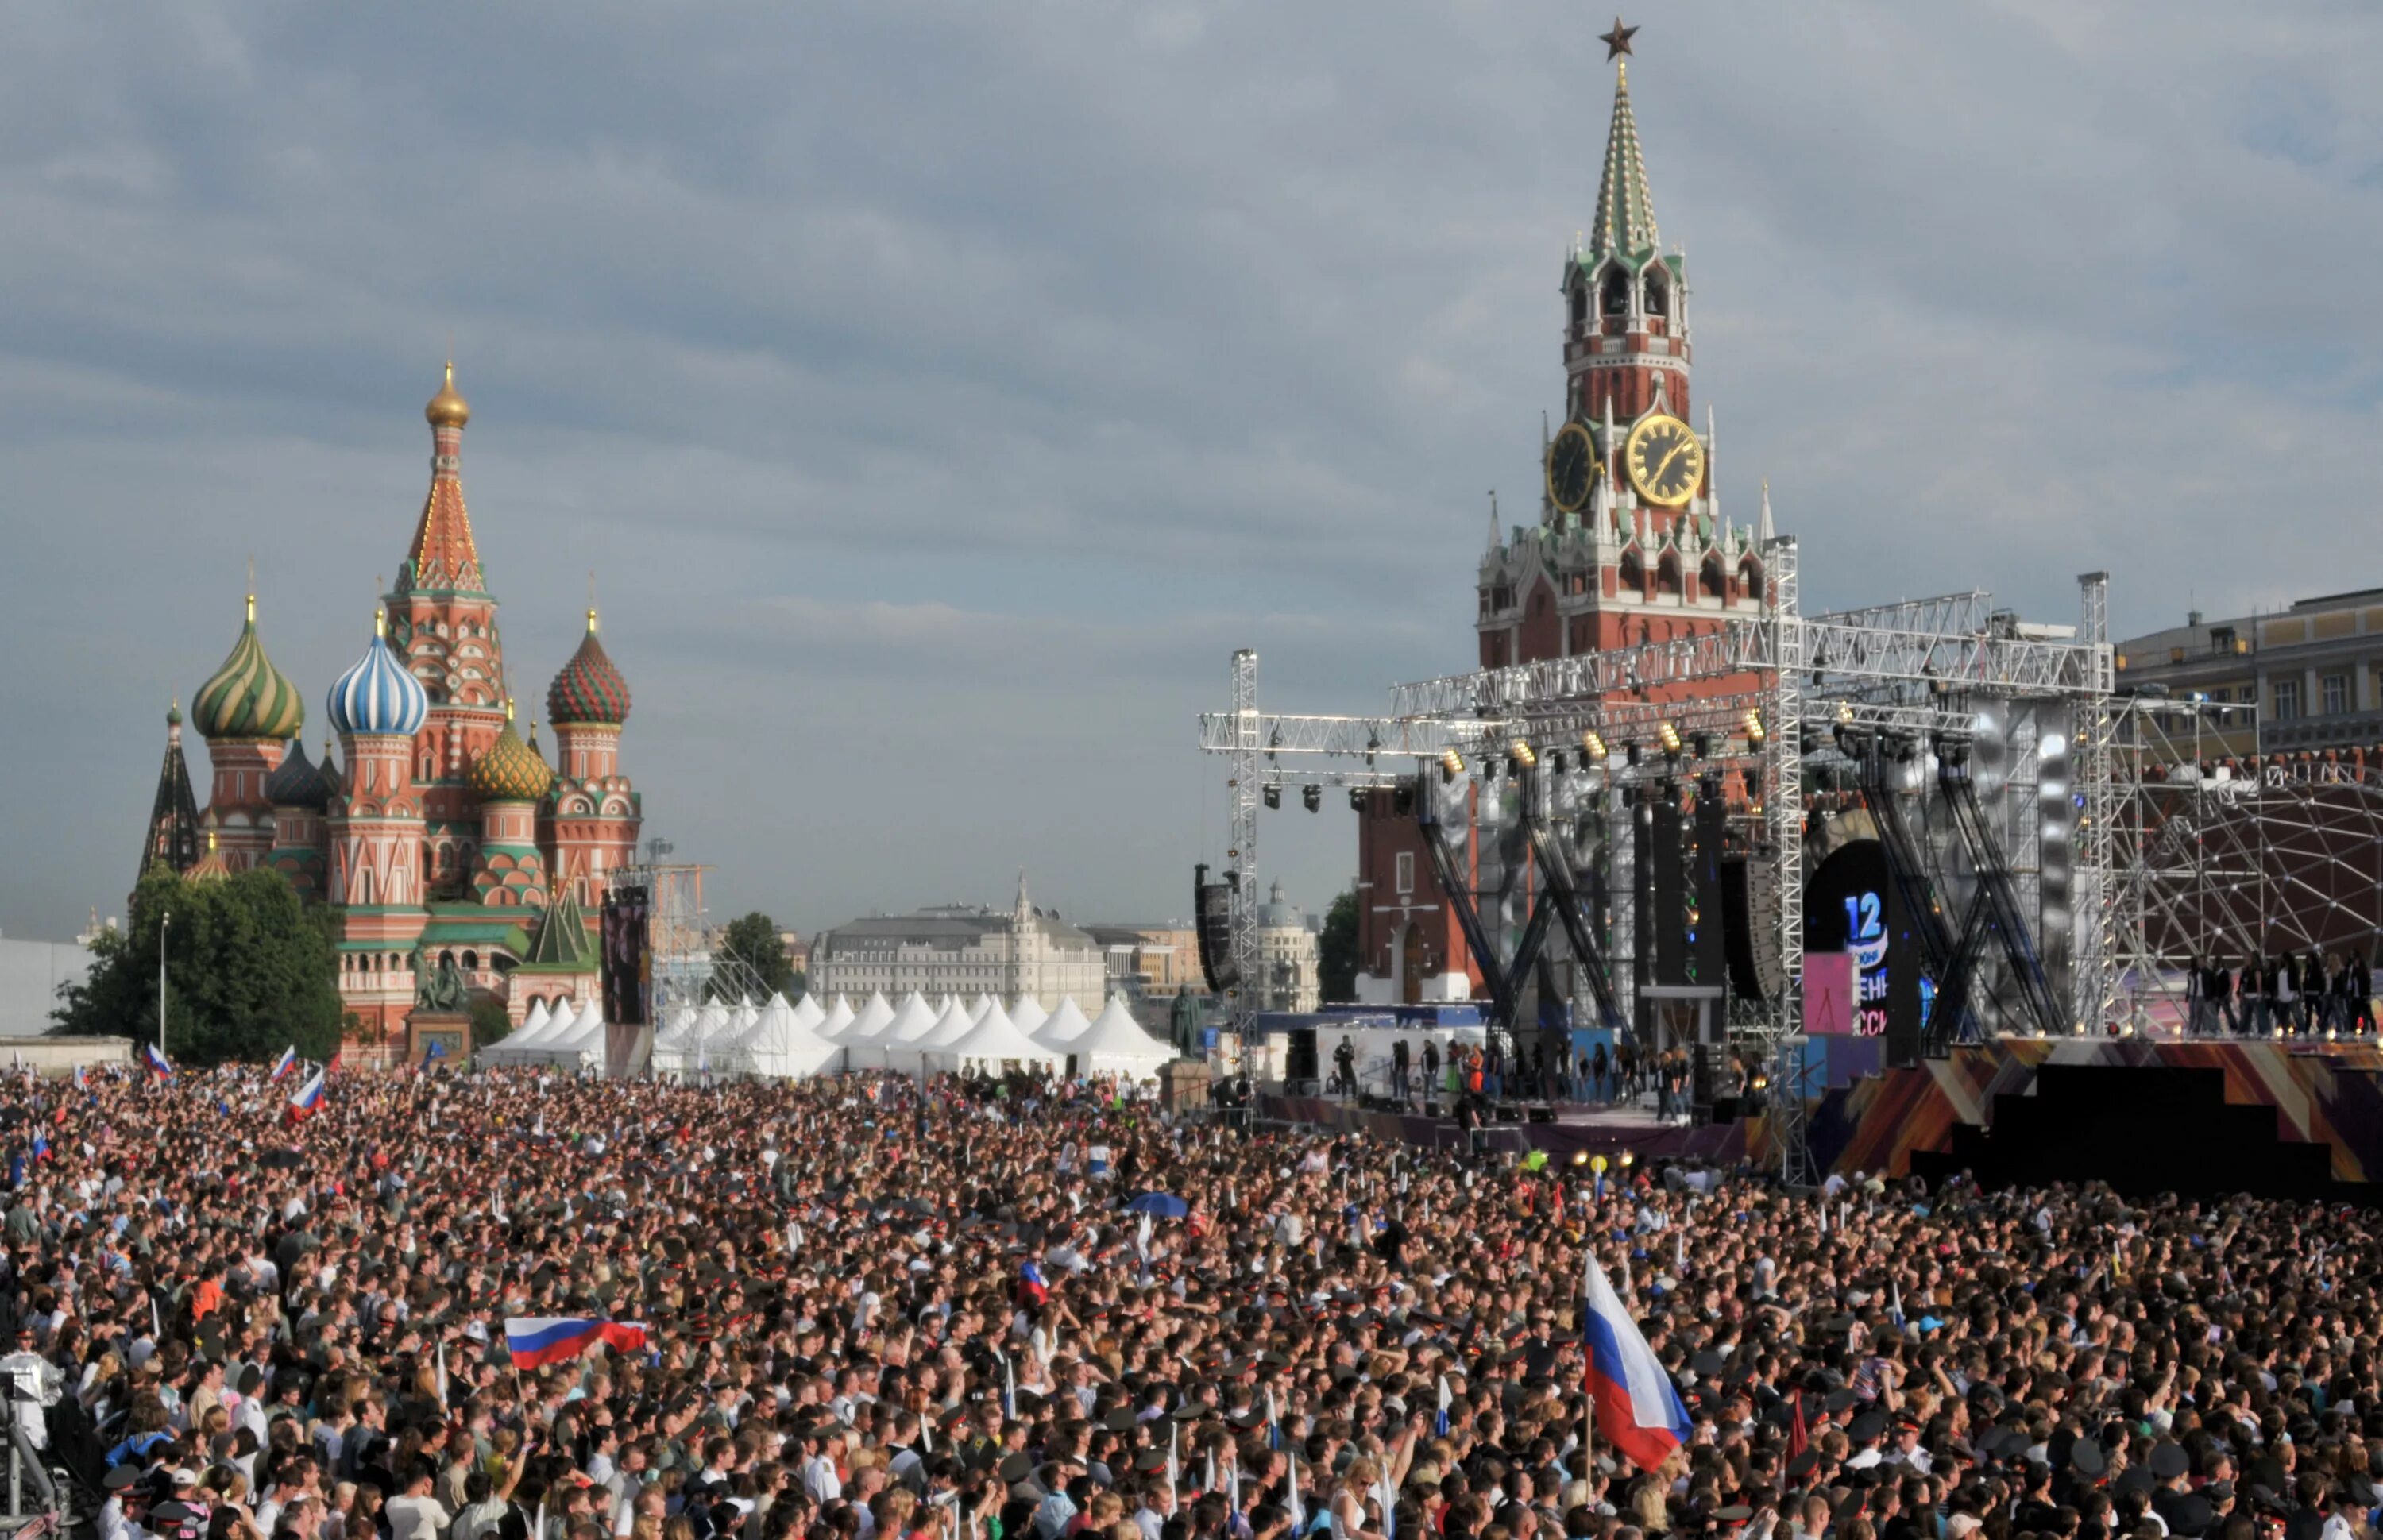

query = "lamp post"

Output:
[[158, 910, 172, 1060]]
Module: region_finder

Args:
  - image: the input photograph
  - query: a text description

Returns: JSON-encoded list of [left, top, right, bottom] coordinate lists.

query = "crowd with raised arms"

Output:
[[0, 1065, 2377, 1540]]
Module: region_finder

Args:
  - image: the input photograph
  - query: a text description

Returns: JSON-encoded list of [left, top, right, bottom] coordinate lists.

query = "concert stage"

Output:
[[1267, 1037, 2383, 1202]]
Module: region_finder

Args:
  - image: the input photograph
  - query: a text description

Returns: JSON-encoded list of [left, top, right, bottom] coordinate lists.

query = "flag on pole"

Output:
[[1582, 1250, 1690, 1472], [141, 1044, 174, 1081], [71, 1065, 87, 1092], [286, 1067, 328, 1123], [1435, 1374, 1451, 1437], [268, 1046, 299, 1084], [502, 1318, 651, 1369]]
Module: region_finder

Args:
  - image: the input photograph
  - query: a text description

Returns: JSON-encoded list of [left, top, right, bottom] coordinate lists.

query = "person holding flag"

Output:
[[285, 1063, 328, 1124], [268, 1046, 299, 1084], [1582, 1246, 1690, 1472], [141, 1044, 173, 1081]]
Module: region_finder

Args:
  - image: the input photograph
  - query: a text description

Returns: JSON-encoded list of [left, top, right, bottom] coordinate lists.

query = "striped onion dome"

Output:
[[468, 708, 554, 803], [547, 609, 631, 727], [192, 595, 306, 743], [264, 737, 332, 810], [327, 612, 429, 738]]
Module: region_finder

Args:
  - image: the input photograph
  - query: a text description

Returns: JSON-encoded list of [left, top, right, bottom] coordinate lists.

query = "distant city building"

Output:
[[812, 874, 1107, 1003], [0, 932, 95, 1039], [774, 929, 813, 977], [2115, 589, 2383, 758], [1253, 882, 1321, 1013], [1082, 924, 1201, 998]]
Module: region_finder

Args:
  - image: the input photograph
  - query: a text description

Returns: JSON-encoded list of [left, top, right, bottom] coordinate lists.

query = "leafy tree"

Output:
[[713, 911, 795, 1002], [1318, 889, 1359, 1003], [469, 994, 512, 1049], [55, 865, 344, 1066]]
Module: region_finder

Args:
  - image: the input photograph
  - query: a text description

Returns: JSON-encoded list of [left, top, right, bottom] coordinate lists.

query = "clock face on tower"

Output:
[[1544, 421, 1599, 515], [1623, 412, 1705, 508]]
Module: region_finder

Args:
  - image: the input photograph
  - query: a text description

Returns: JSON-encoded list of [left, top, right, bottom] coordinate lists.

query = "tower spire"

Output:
[[140, 699, 203, 886], [402, 361, 485, 596], [1590, 33, 1660, 259]]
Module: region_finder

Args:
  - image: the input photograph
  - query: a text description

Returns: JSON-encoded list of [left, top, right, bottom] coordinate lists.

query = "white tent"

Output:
[[728, 993, 835, 1079], [1070, 996, 1174, 1078], [819, 995, 858, 1041], [967, 993, 997, 1025], [790, 994, 828, 1035], [1010, 996, 1049, 1036], [862, 993, 935, 1048], [867, 993, 952, 1071], [929, 998, 1060, 1074], [483, 999, 554, 1062], [1037, 996, 1094, 1047], [523, 999, 605, 1068], [652, 1000, 734, 1075], [888, 997, 975, 1071], [848, 991, 896, 1042]]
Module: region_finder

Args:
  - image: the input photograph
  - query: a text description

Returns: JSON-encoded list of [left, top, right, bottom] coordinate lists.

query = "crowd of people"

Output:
[[2, 1061, 2378, 1540]]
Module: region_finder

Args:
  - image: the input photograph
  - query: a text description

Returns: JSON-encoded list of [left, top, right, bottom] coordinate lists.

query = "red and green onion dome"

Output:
[[547, 609, 631, 727], [264, 737, 332, 810], [469, 709, 554, 804], [192, 596, 306, 743]]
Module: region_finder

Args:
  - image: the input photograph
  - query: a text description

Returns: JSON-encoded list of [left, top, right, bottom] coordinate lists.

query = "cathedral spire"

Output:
[[400, 361, 485, 596], [1590, 52, 1660, 260], [140, 700, 203, 887]]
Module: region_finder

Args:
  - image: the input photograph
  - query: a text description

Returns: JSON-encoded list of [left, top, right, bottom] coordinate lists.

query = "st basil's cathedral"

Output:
[[137, 366, 642, 1054]]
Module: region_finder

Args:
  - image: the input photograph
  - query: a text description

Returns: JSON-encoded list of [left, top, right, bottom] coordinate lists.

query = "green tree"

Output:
[[469, 994, 512, 1049], [1318, 889, 1359, 1003], [55, 865, 344, 1066], [712, 911, 795, 1002]]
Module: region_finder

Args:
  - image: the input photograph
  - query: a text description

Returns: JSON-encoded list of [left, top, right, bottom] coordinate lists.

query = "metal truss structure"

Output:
[[1200, 539, 2126, 1178], [2104, 700, 2383, 1032]]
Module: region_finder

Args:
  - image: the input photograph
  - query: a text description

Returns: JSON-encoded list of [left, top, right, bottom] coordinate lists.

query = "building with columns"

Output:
[[141, 366, 641, 1052], [1350, 37, 1783, 1009]]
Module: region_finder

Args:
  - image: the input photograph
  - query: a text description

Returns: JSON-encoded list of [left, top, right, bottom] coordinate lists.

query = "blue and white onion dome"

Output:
[[326, 608, 429, 737]]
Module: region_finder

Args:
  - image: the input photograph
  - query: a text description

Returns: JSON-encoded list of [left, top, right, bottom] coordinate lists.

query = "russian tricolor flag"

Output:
[[269, 1046, 298, 1084], [286, 1067, 327, 1122], [503, 1318, 650, 1369], [1582, 1250, 1689, 1472], [141, 1044, 174, 1080]]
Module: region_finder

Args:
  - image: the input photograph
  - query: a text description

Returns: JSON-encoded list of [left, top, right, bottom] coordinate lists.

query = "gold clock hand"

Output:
[[1654, 439, 1690, 485]]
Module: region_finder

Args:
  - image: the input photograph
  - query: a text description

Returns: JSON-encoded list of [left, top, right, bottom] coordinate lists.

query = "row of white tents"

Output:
[[478, 997, 611, 1069], [485, 989, 1177, 1080]]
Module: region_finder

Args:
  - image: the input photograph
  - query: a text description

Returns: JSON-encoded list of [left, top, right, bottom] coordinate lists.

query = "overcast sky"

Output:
[[4, 2, 2380, 944]]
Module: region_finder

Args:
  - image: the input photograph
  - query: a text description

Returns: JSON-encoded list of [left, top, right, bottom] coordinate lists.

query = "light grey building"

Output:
[[0, 933, 97, 1038], [812, 874, 1108, 1004], [2115, 588, 2383, 757]]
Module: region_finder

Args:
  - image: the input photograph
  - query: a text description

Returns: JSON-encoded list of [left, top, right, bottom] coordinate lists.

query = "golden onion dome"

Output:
[[425, 361, 471, 428], [468, 702, 554, 804]]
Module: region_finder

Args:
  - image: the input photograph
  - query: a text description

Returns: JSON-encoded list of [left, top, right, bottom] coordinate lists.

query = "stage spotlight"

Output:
[[1440, 748, 1465, 783], [1657, 722, 1683, 757], [1262, 785, 1281, 810], [1510, 739, 1537, 770], [1743, 709, 1766, 746], [1582, 729, 1609, 762], [1837, 703, 1855, 724], [1617, 1151, 1636, 1169], [1301, 785, 1322, 813], [1365, 729, 1381, 766], [1693, 732, 1713, 761], [1348, 787, 1369, 813], [1267, 726, 1282, 762], [1571, 1150, 1589, 1166]]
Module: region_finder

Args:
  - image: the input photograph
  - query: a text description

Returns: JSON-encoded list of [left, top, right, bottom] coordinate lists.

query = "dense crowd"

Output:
[[2, 1063, 2380, 1540]]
